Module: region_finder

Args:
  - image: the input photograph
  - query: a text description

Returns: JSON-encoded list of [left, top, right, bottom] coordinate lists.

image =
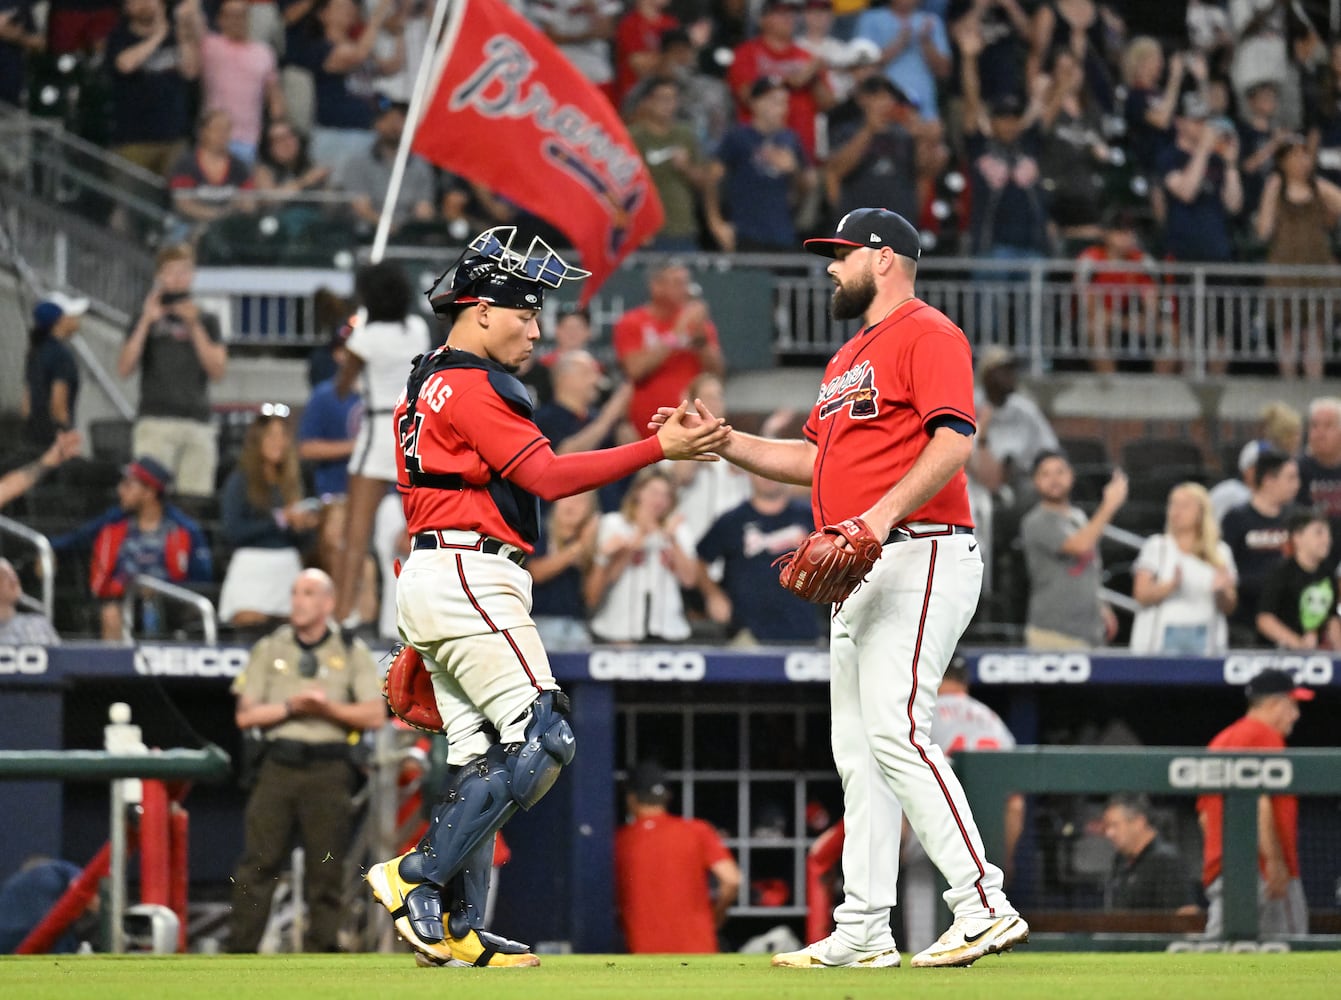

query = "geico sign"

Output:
[[134, 646, 250, 678], [785, 652, 830, 682], [977, 654, 1091, 684], [1166, 941, 1289, 954], [1223, 654, 1332, 686], [1168, 756, 1293, 790], [588, 650, 706, 682], [0, 646, 48, 675]]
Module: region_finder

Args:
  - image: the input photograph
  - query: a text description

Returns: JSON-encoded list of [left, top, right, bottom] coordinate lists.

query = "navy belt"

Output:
[[412, 531, 525, 566], [886, 524, 974, 544]]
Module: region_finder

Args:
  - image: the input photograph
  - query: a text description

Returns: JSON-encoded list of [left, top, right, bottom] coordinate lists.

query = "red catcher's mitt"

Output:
[[775, 517, 883, 605], [383, 644, 444, 733]]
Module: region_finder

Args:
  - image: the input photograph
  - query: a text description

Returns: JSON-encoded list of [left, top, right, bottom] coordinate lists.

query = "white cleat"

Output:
[[911, 914, 1029, 968], [772, 934, 901, 969]]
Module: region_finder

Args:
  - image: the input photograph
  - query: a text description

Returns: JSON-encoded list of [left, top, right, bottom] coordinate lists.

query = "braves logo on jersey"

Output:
[[817, 360, 880, 421]]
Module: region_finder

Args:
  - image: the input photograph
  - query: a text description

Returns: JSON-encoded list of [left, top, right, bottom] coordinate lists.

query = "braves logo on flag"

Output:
[[413, 0, 664, 304]]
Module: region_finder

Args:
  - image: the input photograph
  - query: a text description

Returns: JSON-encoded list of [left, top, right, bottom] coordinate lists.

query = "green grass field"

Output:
[[2, 952, 1340, 1000]]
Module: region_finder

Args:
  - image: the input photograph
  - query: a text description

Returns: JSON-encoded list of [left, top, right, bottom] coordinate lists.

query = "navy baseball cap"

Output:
[[1245, 668, 1315, 701], [805, 208, 922, 260], [122, 456, 173, 496], [628, 761, 670, 801]]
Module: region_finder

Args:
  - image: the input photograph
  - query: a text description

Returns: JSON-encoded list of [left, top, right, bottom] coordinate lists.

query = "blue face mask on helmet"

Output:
[[427, 227, 591, 315]]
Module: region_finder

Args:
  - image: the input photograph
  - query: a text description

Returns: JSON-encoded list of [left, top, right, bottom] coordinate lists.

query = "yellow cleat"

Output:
[[366, 854, 455, 965], [442, 927, 541, 968]]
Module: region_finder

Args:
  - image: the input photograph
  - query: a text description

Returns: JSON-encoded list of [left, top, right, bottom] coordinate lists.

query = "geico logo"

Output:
[[1223, 654, 1333, 686], [784, 652, 830, 682], [976, 654, 1091, 684], [1168, 756, 1293, 790], [1166, 941, 1289, 954], [588, 650, 706, 681], [0, 646, 49, 675], [133, 646, 250, 678]]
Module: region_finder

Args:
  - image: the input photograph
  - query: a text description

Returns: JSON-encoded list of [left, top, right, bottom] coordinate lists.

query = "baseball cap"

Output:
[[122, 456, 173, 496], [857, 76, 913, 105], [373, 93, 409, 119], [988, 93, 1025, 118], [427, 226, 590, 314], [628, 761, 670, 801], [761, 0, 803, 12], [1238, 439, 1272, 474], [804, 207, 922, 260], [975, 344, 1016, 377], [1179, 92, 1210, 120], [33, 291, 90, 328], [1245, 668, 1315, 702], [749, 75, 788, 101], [844, 38, 882, 67]]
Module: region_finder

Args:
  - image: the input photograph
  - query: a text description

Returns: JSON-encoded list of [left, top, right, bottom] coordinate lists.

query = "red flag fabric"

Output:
[[413, 0, 664, 304]]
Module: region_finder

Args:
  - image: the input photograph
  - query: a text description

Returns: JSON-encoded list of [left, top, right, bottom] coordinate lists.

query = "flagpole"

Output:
[[370, 0, 470, 264]]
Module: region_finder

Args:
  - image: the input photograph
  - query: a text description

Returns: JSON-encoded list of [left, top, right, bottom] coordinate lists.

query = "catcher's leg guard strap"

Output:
[[511, 690, 576, 810]]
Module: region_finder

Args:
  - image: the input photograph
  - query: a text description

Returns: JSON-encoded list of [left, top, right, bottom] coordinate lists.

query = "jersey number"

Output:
[[946, 735, 1001, 756], [398, 411, 426, 473]]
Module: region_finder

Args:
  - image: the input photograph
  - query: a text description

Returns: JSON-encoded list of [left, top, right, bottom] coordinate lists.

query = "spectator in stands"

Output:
[[106, 0, 203, 177], [1021, 451, 1126, 649], [949, 0, 1032, 102], [538, 307, 596, 369], [694, 471, 818, 646], [1101, 794, 1198, 911], [1237, 80, 1289, 219], [1037, 48, 1112, 244], [1198, 668, 1312, 939], [227, 568, 384, 954], [1120, 39, 1186, 177], [706, 76, 816, 252], [1262, 399, 1304, 455], [1160, 92, 1242, 265], [219, 407, 320, 629], [371, 0, 427, 104], [1187, 0, 1233, 69], [1256, 136, 1341, 381], [535, 351, 633, 459], [825, 75, 919, 223], [372, 490, 407, 641], [0, 0, 42, 107], [1306, 38, 1341, 188], [728, 0, 834, 162], [51, 456, 212, 640], [528, 0, 619, 97], [288, 0, 399, 171], [1222, 449, 1296, 646], [971, 346, 1059, 504], [297, 329, 360, 499], [614, 760, 741, 954], [1026, 0, 1123, 110], [855, 0, 951, 123], [117, 243, 228, 499], [798, 0, 848, 91], [1129, 482, 1237, 655], [1256, 506, 1341, 650], [201, 0, 286, 165], [253, 117, 332, 195], [1209, 438, 1264, 523], [1229, 0, 1300, 129], [1295, 396, 1341, 571], [332, 262, 430, 626], [45, 0, 120, 56], [22, 292, 88, 449], [1074, 209, 1162, 375], [168, 108, 257, 229], [586, 468, 698, 643], [665, 372, 751, 547], [613, 0, 678, 105], [0, 558, 59, 645], [528, 491, 599, 649], [629, 76, 708, 252], [334, 95, 436, 235], [823, 37, 889, 139], [613, 261, 724, 434], [0, 431, 81, 510], [656, 26, 733, 154]]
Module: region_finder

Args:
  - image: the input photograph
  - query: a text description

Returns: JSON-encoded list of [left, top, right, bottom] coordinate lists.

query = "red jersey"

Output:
[[613, 304, 720, 437], [614, 812, 732, 953], [1076, 245, 1156, 311], [613, 10, 677, 105], [802, 298, 975, 529], [1196, 716, 1299, 885], [727, 38, 827, 160]]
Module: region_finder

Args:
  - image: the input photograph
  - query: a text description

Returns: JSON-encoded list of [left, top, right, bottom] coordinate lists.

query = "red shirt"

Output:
[[613, 10, 677, 105], [1197, 716, 1299, 885], [1076, 245, 1155, 311], [727, 38, 826, 160], [614, 812, 732, 953], [393, 358, 549, 552], [803, 299, 975, 530], [613, 304, 720, 437]]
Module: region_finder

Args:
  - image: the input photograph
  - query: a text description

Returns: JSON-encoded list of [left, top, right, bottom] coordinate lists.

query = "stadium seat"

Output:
[[1119, 438, 1205, 484]]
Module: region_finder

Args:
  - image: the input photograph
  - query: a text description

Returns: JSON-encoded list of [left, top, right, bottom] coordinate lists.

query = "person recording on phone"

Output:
[[117, 243, 228, 499]]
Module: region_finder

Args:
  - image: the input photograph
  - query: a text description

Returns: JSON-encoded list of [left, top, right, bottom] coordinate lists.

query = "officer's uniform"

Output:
[[228, 624, 381, 952]]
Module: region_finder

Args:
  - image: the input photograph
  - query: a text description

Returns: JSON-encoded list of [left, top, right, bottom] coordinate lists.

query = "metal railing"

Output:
[[120, 574, 218, 646], [0, 515, 54, 620]]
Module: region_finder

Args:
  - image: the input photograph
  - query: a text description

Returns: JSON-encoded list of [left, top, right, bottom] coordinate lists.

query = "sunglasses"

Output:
[[259, 402, 291, 419]]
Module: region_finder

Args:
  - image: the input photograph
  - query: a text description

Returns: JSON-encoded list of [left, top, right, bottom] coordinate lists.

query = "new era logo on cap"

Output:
[[806, 208, 922, 260]]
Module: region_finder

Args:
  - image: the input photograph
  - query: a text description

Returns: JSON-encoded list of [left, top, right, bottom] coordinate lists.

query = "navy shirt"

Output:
[[966, 126, 1049, 253], [24, 335, 79, 446], [1123, 86, 1171, 175], [0, 0, 35, 106], [697, 499, 820, 642], [715, 124, 805, 250], [1220, 503, 1288, 630], [105, 21, 192, 144], [290, 36, 376, 130], [529, 533, 586, 620], [829, 117, 917, 222], [1157, 144, 1234, 262], [298, 378, 361, 496]]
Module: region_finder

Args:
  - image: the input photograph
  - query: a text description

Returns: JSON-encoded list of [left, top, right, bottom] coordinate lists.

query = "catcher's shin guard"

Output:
[[444, 835, 494, 938], [419, 691, 576, 888]]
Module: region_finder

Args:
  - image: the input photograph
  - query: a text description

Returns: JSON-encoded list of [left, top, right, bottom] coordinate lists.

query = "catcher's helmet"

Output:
[[427, 227, 590, 315]]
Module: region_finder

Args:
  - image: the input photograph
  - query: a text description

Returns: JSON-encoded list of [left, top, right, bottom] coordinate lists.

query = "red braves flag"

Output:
[[412, 0, 664, 304]]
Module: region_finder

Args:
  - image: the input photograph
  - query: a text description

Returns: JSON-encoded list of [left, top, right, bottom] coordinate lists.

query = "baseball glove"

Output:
[[383, 644, 445, 733], [775, 517, 883, 605]]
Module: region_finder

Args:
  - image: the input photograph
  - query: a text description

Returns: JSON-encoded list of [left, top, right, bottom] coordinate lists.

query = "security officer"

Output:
[[228, 568, 386, 952]]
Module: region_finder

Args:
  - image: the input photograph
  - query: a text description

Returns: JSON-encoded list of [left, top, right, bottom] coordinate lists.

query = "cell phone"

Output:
[[160, 290, 190, 305]]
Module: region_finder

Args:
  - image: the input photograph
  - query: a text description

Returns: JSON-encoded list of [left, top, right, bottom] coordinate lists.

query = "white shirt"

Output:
[[1129, 534, 1238, 655], [931, 692, 1016, 757], [345, 314, 432, 417], [588, 512, 695, 642], [526, 0, 621, 84], [1209, 477, 1251, 524], [669, 460, 753, 546], [975, 389, 1059, 474]]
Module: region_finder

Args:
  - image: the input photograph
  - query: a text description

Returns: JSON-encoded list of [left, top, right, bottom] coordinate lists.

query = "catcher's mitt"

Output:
[[383, 644, 445, 733], [774, 517, 883, 605]]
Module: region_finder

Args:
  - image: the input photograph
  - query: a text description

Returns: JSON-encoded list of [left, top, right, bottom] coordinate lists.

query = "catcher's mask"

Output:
[[426, 227, 591, 315]]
